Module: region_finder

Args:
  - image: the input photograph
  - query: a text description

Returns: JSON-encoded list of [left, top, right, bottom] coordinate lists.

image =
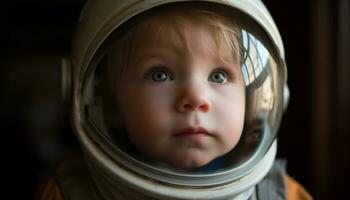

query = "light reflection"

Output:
[[241, 30, 270, 86]]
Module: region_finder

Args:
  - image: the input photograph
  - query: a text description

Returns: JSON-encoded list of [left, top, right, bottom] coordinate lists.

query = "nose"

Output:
[[176, 83, 211, 113]]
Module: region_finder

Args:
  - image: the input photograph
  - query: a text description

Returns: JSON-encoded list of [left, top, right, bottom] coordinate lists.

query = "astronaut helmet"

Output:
[[62, 0, 289, 199]]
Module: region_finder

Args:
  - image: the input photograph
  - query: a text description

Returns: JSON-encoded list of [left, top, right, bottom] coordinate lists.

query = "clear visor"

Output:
[[78, 3, 285, 187]]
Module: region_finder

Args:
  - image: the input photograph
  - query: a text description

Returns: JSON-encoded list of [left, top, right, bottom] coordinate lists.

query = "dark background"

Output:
[[0, 0, 348, 199]]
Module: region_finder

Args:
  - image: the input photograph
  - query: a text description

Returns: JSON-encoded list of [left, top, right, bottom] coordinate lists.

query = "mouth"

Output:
[[173, 127, 212, 138]]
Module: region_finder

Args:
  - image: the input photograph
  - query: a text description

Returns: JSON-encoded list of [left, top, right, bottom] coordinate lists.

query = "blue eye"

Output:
[[209, 70, 228, 83], [152, 71, 169, 81], [146, 67, 173, 82]]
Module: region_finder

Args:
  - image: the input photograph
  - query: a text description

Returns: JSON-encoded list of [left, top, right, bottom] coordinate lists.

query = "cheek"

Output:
[[219, 98, 245, 132], [215, 84, 245, 120], [214, 85, 246, 146], [119, 87, 178, 158], [117, 84, 174, 134]]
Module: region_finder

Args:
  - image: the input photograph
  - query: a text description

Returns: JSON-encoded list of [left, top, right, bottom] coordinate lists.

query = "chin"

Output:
[[168, 156, 213, 170]]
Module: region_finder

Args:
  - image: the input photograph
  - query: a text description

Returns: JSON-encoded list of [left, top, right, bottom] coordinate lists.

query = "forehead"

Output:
[[131, 13, 236, 62], [137, 17, 212, 49]]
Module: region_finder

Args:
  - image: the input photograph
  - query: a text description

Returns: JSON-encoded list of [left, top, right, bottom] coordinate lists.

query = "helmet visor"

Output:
[[78, 2, 285, 186]]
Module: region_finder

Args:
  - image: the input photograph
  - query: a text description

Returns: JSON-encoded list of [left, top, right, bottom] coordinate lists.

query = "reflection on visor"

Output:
[[241, 30, 270, 86]]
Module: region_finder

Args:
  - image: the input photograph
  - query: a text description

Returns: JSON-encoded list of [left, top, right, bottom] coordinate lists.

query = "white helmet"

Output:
[[62, 0, 289, 199]]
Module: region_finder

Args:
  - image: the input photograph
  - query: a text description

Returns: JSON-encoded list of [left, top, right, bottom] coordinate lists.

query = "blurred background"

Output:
[[0, 0, 348, 199]]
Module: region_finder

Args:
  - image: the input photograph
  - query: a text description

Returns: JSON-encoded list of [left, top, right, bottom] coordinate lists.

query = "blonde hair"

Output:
[[142, 6, 241, 64]]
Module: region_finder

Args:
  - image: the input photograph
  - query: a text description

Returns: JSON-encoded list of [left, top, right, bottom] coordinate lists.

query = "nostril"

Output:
[[199, 103, 210, 112], [179, 101, 210, 113], [176, 92, 211, 113], [183, 104, 194, 111]]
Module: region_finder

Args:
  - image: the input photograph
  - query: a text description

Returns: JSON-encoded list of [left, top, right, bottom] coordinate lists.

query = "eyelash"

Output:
[[208, 69, 231, 84], [144, 66, 173, 82], [144, 66, 234, 83]]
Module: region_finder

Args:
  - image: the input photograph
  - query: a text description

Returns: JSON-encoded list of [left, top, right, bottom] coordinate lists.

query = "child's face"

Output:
[[115, 16, 245, 169]]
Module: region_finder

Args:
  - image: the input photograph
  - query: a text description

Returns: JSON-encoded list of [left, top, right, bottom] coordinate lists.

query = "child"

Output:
[[39, 1, 312, 199], [102, 4, 245, 171]]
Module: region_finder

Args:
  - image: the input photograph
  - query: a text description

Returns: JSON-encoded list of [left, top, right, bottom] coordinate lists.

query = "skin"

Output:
[[115, 16, 245, 169]]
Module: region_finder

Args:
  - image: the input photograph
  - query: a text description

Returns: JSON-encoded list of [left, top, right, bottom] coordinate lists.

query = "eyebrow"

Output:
[[132, 47, 181, 67]]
